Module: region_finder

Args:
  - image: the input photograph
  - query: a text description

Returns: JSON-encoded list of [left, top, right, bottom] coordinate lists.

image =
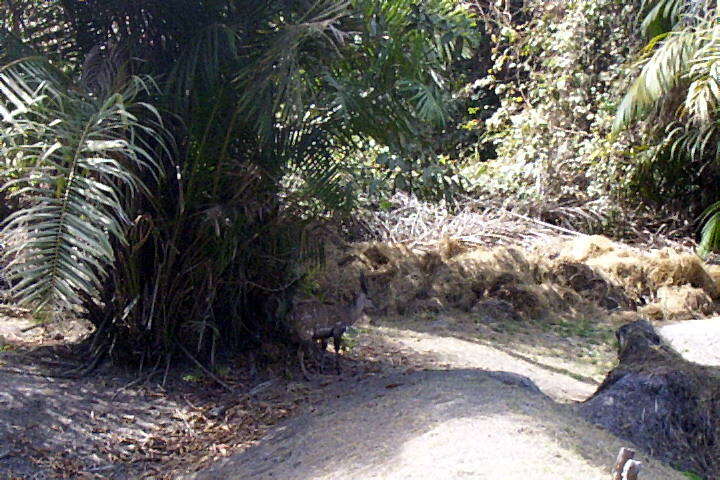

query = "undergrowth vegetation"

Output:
[[2, 0, 720, 373], [459, 1, 643, 228], [0, 0, 479, 369]]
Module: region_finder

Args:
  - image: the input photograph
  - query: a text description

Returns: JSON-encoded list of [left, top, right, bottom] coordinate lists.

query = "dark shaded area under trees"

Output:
[[0, 0, 480, 370]]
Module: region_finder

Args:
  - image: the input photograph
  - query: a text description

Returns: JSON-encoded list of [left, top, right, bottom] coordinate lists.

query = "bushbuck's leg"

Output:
[[332, 331, 343, 374], [318, 337, 328, 373], [297, 346, 311, 381]]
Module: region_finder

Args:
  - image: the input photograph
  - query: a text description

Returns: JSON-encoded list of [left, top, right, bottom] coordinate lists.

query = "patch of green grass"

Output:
[[487, 320, 524, 335], [681, 471, 704, 480], [183, 364, 233, 383], [545, 316, 614, 345], [342, 326, 364, 352], [417, 311, 440, 322]]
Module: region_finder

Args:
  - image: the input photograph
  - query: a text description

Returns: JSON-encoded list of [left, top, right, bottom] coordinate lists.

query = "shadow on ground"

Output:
[[187, 368, 682, 480], [355, 314, 607, 402], [0, 355, 186, 478]]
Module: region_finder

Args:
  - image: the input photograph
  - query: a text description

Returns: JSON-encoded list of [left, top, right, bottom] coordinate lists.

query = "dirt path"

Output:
[[365, 324, 598, 402], [1, 312, 706, 479], [659, 318, 720, 366], [186, 316, 684, 480]]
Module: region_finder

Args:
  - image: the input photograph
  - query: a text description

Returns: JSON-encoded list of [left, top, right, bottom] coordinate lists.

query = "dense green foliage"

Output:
[[459, 0, 720, 247], [4, 0, 720, 370], [0, 0, 477, 365], [614, 0, 720, 254], [459, 0, 642, 230]]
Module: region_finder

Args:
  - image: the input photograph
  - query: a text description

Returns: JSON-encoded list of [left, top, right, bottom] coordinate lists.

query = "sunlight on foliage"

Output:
[[0, 61, 163, 310], [614, 3, 720, 253]]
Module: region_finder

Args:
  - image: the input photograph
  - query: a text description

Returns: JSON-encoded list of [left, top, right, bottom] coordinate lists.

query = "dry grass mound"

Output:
[[542, 236, 719, 320], [311, 235, 720, 323]]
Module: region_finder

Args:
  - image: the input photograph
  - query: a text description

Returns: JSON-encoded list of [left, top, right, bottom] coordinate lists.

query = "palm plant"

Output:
[[615, 0, 720, 255], [614, 1, 720, 132], [639, 0, 687, 40], [0, 56, 164, 311], [0, 0, 478, 370]]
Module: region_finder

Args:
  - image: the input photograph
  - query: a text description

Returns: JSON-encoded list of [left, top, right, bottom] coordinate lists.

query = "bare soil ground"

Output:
[[186, 314, 686, 480], [2, 294, 715, 478], [659, 319, 720, 366], [187, 369, 683, 480]]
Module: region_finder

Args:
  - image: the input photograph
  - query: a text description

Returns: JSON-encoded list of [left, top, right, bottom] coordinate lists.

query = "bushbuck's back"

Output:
[[291, 273, 370, 337]]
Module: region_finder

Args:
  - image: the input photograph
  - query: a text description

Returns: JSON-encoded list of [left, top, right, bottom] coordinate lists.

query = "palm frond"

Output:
[[166, 23, 241, 113], [235, 0, 351, 138], [659, 121, 719, 172], [398, 80, 448, 126], [0, 63, 163, 309], [0, 1, 78, 67], [639, 0, 686, 39], [614, 28, 703, 131], [698, 201, 720, 257], [685, 76, 720, 123], [684, 30, 720, 123], [279, 123, 354, 215]]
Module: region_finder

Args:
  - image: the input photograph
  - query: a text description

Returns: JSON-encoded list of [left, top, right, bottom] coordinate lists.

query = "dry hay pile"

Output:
[[547, 236, 719, 321], [314, 235, 720, 323]]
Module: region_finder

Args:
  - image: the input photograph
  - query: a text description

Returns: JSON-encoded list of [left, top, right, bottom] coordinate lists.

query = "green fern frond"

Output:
[[698, 201, 720, 257], [0, 64, 163, 309]]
